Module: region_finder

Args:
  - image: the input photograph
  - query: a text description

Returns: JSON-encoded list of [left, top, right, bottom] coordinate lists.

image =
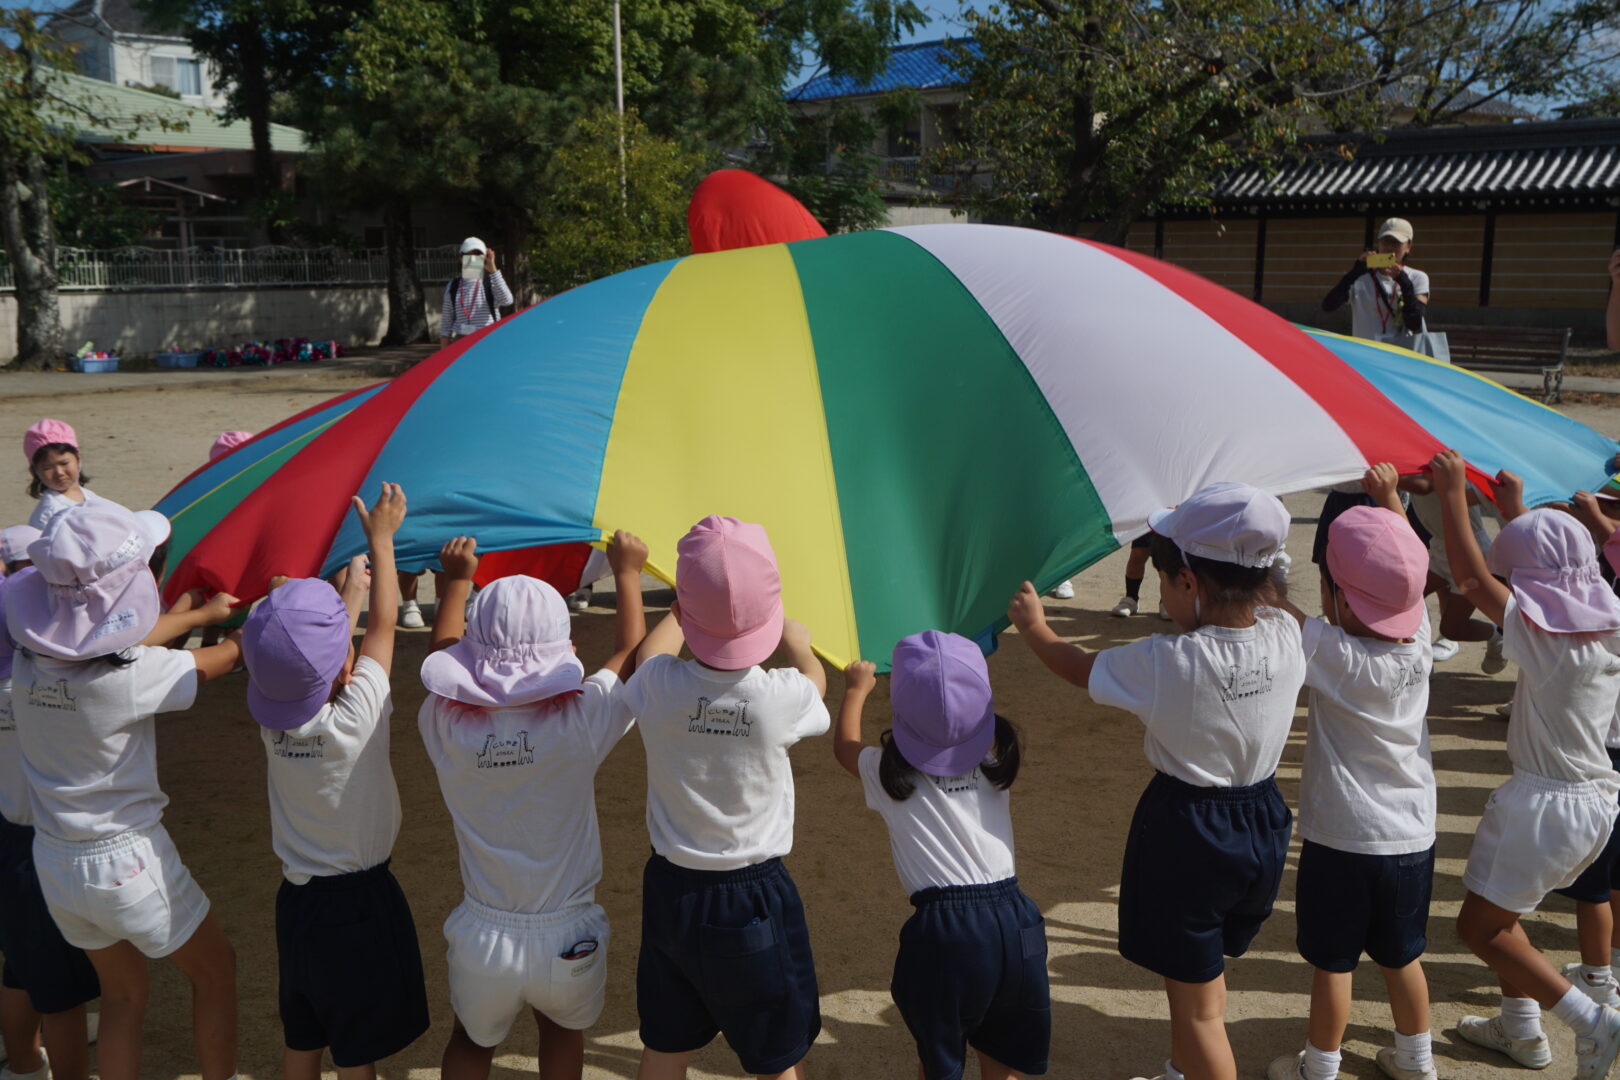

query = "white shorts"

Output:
[[32, 823, 211, 958], [444, 896, 610, 1046], [1464, 771, 1619, 914]]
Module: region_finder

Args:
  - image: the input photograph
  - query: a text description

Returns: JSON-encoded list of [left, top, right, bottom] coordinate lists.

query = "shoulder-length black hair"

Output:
[[878, 714, 1022, 801]]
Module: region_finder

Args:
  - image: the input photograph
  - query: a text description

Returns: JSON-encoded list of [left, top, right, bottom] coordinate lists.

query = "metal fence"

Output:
[[0, 245, 462, 292]]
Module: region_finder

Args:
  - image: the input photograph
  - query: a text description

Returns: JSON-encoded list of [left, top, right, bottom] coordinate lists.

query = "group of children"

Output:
[[6, 414, 1620, 1080]]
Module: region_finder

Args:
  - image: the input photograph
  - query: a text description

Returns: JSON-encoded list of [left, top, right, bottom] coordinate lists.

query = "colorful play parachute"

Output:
[[688, 169, 827, 253], [156, 224, 1617, 666]]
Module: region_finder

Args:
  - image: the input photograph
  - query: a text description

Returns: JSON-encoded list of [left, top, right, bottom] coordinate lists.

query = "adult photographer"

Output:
[[1322, 218, 1431, 343]]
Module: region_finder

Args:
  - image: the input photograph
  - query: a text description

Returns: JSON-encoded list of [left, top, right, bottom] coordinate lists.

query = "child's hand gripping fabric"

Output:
[[429, 537, 479, 652], [351, 482, 406, 676], [1008, 580, 1096, 688], [833, 660, 878, 776], [604, 529, 650, 678]]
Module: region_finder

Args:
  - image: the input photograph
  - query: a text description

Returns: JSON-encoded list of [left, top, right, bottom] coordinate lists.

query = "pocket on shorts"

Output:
[[1019, 919, 1051, 1009], [1393, 851, 1433, 920], [699, 915, 784, 1001], [83, 864, 168, 941]]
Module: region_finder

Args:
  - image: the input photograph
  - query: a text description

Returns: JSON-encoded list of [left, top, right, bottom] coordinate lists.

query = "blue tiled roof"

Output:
[[788, 38, 976, 101]]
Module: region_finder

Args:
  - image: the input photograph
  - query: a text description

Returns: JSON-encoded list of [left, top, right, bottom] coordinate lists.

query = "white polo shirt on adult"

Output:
[[418, 669, 634, 913], [1087, 607, 1306, 787], [261, 656, 401, 884], [626, 654, 829, 871]]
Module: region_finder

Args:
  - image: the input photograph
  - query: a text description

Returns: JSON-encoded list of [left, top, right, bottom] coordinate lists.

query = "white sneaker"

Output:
[[1455, 1014, 1552, 1069], [399, 599, 424, 629], [1049, 580, 1075, 600], [1375, 1047, 1437, 1080], [1482, 628, 1507, 675], [1577, 1005, 1620, 1080], [568, 589, 590, 612], [0, 1048, 49, 1080], [1431, 637, 1459, 663], [1266, 1051, 1313, 1080], [1110, 596, 1138, 617], [1564, 963, 1620, 1008]]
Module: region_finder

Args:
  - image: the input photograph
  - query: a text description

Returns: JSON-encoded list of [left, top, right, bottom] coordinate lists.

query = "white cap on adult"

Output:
[[1377, 218, 1414, 245], [459, 237, 486, 254]]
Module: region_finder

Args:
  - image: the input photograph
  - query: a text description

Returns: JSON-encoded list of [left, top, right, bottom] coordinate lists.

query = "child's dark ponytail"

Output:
[[879, 714, 1022, 800]]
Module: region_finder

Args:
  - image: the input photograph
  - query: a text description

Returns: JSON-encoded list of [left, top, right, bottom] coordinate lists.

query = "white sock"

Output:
[[1164, 1060, 1186, 1080], [1501, 995, 1544, 1040], [1394, 1031, 1432, 1073], [1580, 963, 1615, 987], [1302, 1042, 1340, 1080], [1553, 984, 1604, 1037], [1610, 947, 1620, 971]]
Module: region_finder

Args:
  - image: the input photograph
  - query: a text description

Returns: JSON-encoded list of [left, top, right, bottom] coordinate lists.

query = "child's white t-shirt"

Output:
[[418, 670, 634, 914], [0, 678, 28, 826], [857, 745, 1015, 896], [625, 654, 830, 871], [27, 488, 103, 532], [1088, 607, 1306, 787], [13, 646, 197, 841], [1501, 597, 1620, 790], [1298, 613, 1435, 855], [261, 656, 401, 884]]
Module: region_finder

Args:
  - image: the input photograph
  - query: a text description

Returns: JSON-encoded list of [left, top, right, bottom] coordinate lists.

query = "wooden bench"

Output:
[[1432, 324, 1572, 403]]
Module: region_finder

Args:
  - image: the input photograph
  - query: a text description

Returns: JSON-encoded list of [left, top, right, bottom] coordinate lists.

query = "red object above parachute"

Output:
[[687, 170, 827, 254]]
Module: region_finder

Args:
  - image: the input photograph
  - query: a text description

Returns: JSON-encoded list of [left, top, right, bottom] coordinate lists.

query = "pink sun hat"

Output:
[[23, 419, 78, 464], [4, 504, 167, 661], [209, 431, 254, 461], [890, 630, 996, 778], [1, 526, 41, 568], [1487, 508, 1620, 634], [241, 578, 352, 731], [1326, 505, 1430, 639], [675, 515, 785, 669], [421, 576, 585, 707]]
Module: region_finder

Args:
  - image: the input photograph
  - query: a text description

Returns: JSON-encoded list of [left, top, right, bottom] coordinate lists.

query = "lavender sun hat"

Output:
[[241, 578, 352, 730], [890, 629, 997, 778], [1487, 508, 1620, 634], [420, 576, 585, 707]]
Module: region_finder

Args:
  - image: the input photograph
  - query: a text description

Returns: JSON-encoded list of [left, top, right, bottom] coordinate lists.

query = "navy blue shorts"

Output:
[[1295, 841, 1434, 971], [1557, 749, 1620, 903], [892, 878, 1049, 1080], [0, 820, 98, 1014], [637, 855, 820, 1075], [276, 861, 429, 1067], [1119, 772, 1292, 984]]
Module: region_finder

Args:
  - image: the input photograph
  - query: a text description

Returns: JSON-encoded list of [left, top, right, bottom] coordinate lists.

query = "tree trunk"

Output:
[[382, 200, 427, 345], [0, 144, 63, 371], [233, 18, 281, 242], [498, 211, 535, 309]]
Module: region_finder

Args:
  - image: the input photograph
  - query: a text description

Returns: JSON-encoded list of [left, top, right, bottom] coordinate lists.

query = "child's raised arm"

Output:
[[1363, 462, 1405, 517], [636, 602, 685, 666], [602, 530, 649, 679], [143, 589, 238, 646], [192, 630, 243, 685], [352, 482, 406, 677], [778, 618, 827, 697], [1489, 469, 1529, 522], [430, 537, 478, 653], [1431, 449, 1510, 626], [1008, 580, 1096, 689], [833, 660, 876, 777]]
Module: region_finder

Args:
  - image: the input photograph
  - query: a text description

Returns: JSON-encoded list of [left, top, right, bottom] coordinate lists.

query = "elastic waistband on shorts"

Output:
[[1150, 770, 1280, 803], [909, 876, 1022, 909], [1507, 768, 1619, 800], [33, 824, 158, 860], [460, 894, 595, 931], [289, 859, 393, 892], [647, 853, 786, 888]]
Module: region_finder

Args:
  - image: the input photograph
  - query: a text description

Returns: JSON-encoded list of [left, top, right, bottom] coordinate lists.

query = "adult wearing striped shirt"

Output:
[[438, 236, 514, 345]]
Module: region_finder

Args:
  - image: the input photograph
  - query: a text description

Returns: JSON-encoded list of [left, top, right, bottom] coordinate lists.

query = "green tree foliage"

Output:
[[929, 0, 1620, 243], [50, 175, 160, 248], [530, 107, 708, 296]]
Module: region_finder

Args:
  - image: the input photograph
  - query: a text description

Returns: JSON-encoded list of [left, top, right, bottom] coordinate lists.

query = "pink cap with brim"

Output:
[[23, 419, 78, 464], [1, 526, 41, 567], [1487, 509, 1620, 634], [1325, 506, 1429, 638], [3, 504, 165, 661], [209, 431, 254, 461], [421, 576, 585, 707], [675, 515, 785, 669]]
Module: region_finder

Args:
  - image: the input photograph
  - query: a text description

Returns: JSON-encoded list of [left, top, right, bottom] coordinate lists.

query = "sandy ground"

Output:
[[3, 378, 1620, 1080]]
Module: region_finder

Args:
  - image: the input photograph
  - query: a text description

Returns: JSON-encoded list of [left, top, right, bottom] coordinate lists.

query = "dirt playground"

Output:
[[1, 375, 1616, 1080]]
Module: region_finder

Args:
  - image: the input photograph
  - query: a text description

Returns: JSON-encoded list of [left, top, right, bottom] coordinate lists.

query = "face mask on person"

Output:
[[461, 253, 486, 281]]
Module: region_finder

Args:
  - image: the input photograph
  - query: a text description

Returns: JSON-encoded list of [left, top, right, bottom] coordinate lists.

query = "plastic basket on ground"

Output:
[[70, 356, 119, 374], [155, 351, 202, 369]]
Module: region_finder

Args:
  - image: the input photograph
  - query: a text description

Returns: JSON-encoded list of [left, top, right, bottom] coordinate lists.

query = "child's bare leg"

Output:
[[39, 1005, 91, 1080], [975, 1049, 1020, 1080], [1165, 975, 1235, 1080], [636, 1049, 694, 1080], [1381, 959, 1431, 1036], [1457, 893, 1571, 1006], [282, 1046, 324, 1080], [167, 911, 237, 1080], [535, 1011, 584, 1080], [757, 1064, 804, 1080], [1579, 900, 1616, 966], [1438, 590, 1495, 643], [0, 988, 42, 1072], [440, 1020, 495, 1080], [85, 941, 149, 1080], [335, 1064, 376, 1080], [1306, 969, 1352, 1052]]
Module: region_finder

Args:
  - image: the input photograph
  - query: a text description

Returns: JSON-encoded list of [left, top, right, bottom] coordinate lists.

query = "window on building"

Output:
[[930, 104, 961, 147], [150, 56, 203, 96], [887, 114, 922, 159]]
